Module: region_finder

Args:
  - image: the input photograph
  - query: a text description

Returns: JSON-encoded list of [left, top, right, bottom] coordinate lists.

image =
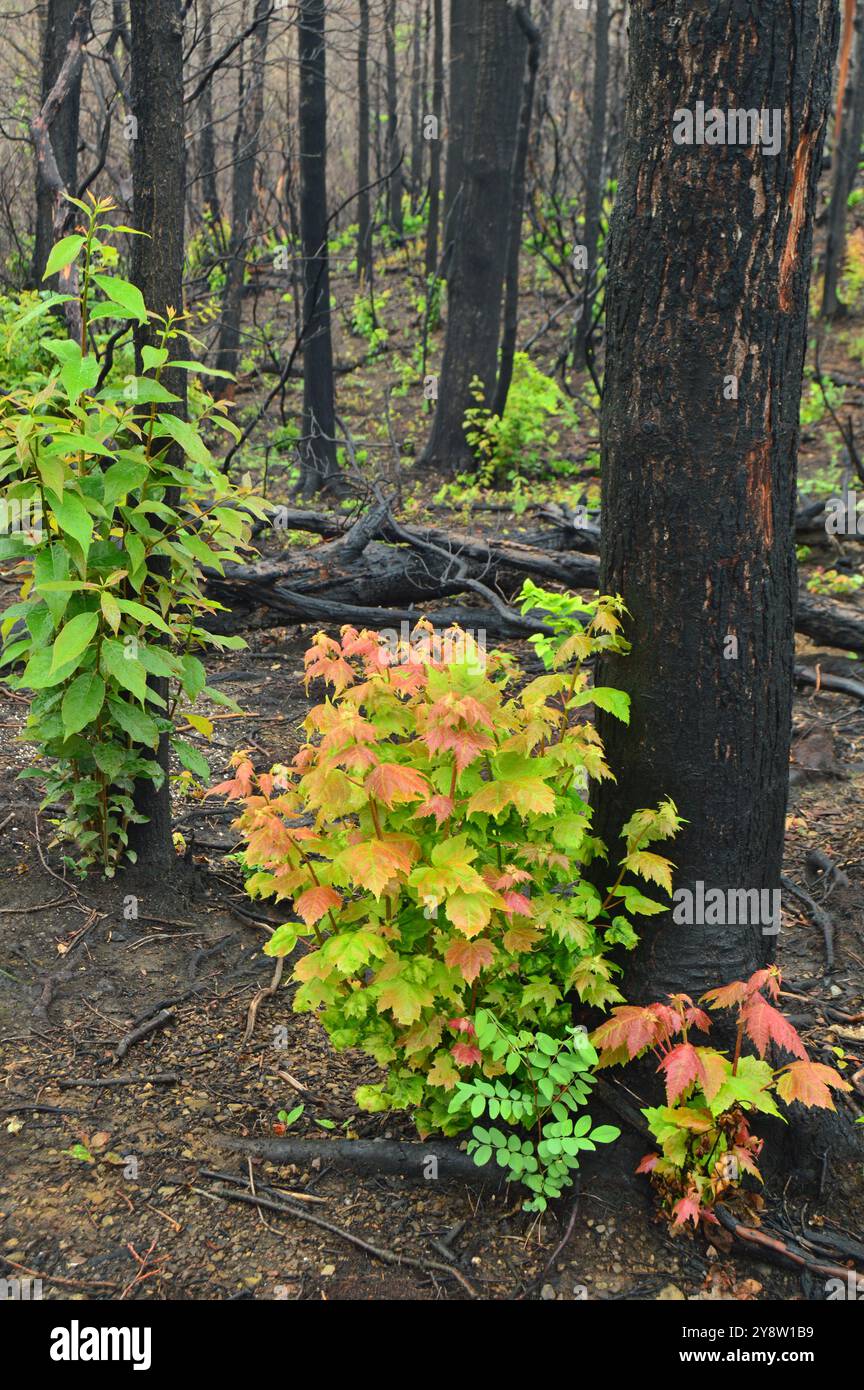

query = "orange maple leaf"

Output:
[[444, 937, 495, 984], [365, 762, 430, 807], [293, 884, 342, 926]]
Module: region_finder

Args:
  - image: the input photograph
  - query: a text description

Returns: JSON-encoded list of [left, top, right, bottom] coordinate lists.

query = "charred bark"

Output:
[[196, 0, 221, 226], [126, 0, 187, 872], [33, 0, 85, 288], [442, 0, 481, 269], [356, 0, 373, 283], [594, 0, 840, 1002], [421, 0, 525, 470], [493, 1, 540, 418], [424, 0, 444, 279], [572, 0, 609, 372], [215, 0, 270, 382], [297, 0, 339, 495], [384, 0, 404, 240]]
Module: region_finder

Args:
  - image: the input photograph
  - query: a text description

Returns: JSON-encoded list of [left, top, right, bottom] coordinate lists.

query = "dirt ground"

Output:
[[0, 615, 862, 1302]]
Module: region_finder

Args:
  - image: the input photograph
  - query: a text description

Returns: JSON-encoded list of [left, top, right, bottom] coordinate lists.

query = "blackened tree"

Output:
[[572, 0, 610, 371], [297, 0, 338, 495], [127, 0, 188, 869], [32, 0, 87, 288], [356, 0, 373, 283], [422, 0, 525, 471], [215, 0, 271, 381], [594, 0, 839, 1001]]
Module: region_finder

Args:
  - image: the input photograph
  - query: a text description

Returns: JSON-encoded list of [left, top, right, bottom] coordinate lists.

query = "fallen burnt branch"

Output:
[[714, 1206, 864, 1288], [213, 1133, 506, 1184], [207, 503, 576, 638], [796, 593, 864, 655], [795, 663, 864, 699], [207, 504, 864, 656]]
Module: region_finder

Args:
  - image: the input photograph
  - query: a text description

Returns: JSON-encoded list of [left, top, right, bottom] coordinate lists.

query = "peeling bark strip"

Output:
[[595, 0, 838, 1003], [779, 129, 819, 312]]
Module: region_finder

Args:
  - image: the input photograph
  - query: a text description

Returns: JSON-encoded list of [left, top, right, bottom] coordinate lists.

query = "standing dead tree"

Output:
[[29, 0, 92, 337]]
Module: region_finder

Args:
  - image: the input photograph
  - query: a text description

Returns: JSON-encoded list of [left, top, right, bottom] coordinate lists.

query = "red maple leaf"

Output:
[[451, 1042, 483, 1067], [700, 980, 749, 1011], [741, 995, 807, 1060], [591, 1006, 665, 1060], [746, 966, 782, 1000], [636, 1153, 658, 1174], [775, 1060, 852, 1109], [658, 1043, 705, 1104], [444, 937, 495, 984], [683, 1006, 712, 1035], [447, 1016, 476, 1035], [413, 794, 454, 826], [208, 755, 256, 801], [500, 890, 532, 917], [671, 1194, 702, 1228]]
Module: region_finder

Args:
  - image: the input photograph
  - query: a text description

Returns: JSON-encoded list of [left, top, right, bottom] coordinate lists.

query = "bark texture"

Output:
[[33, 0, 84, 287], [298, 0, 338, 494], [572, 0, 610, 371], [422, 0, 525, 469], [215, 0, 270, 380], [594, 0, 839, 1001], [356, 0, 373, 283], [442, 0, 481, 265], [424, 0, 444, 278], [821, 0, 864, 318], [127, 0, 187, 871]]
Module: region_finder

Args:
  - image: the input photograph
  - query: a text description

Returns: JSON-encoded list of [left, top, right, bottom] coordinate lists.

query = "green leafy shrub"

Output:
[[518, 579, 607, 671], [0, 194, 269, 873], [350, 289, 389, 357], [457, 1012, 619, 1210], [216, 604, 681, 1167], [463, 353, 579, 482], [0, 289, 66, 389]]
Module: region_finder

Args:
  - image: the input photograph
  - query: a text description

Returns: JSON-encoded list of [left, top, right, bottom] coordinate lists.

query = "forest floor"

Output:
[[1, 249, 863, 1301]]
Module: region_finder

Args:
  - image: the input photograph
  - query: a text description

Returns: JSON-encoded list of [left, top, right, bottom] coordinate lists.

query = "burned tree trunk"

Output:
[[572, 0, 610, 372], [126, 0, 187, 871], [215, 0, 270, 381], [594, 0, 839, 1001], [32, 0, 85, 288], [422, 0, 525, 470], [384, 0, 404, 241], [493, 1, 540, 418], [442, 0, 481, 268], [297, 0, 338, 494], [409, 4, 424, 208], [197, 0, 222, 227], [821, 0, 864, 319], [424, 0, 444, 279], [30, 0, 91, 327], [356, 0, 373, 283]]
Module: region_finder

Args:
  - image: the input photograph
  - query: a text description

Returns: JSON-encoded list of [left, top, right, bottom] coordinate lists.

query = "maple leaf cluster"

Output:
[[591, 967, 852, 1231], [213, 616, 681, 1137]]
